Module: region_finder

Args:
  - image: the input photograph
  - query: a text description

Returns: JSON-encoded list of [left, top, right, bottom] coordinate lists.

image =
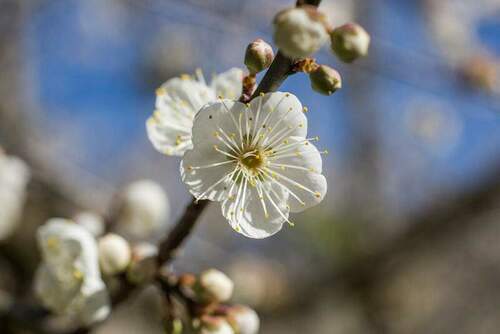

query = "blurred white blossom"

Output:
[[405, 100, 463, 154], [181, 92, 327, 238], [35, 218, 110, 325], [425, 0, 500, 93], [116, 179, 170, 240], [147, 68, 243, 156], [98, 233, 131, 276], [73, 211, 105, 237], [0, 150, 30, 241]]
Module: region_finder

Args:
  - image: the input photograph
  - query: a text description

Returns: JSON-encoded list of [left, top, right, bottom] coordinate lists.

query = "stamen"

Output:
[[263, 167, 320, 197], [188, 160, 235, 170], [196, 166, 238, 200], [213, 146, 238, 159], [259, 168, 306, 207]]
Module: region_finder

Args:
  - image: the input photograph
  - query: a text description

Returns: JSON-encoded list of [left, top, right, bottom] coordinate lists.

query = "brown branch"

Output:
[[158, 199, 210, 265]]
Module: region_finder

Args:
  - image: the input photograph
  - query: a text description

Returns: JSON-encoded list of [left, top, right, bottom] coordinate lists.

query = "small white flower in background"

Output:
[[147, 68, 243, 156], [273, 6, 329, 59], [0, 150, 30, 241], [227, 305, 260, 334], [98, 233, 131, 276], [126, 242, 158, 284], [73, 211, 105, 237], [181, 92, 327, 238], [116, 179, 170, 240], [35, 218, 110, 326], [198, 269, 234, 303], [199, 316, 235, 334]]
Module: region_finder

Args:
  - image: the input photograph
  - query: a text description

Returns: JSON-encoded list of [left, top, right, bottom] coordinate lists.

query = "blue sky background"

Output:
[[21, 0, 500, 213]]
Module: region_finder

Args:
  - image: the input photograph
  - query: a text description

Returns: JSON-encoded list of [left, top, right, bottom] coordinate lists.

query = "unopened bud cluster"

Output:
[[269, 4, 369, 96], [173, 269, 259, 334]]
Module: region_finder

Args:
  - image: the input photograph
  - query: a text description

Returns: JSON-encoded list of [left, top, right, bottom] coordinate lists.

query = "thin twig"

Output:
[[158, 199, 210, 265]]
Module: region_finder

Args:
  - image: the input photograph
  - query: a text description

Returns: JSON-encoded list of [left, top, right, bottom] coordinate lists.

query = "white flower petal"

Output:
[[76, 279, 111, 325], [212, 68, 244, 100], [147, 69, 243, 156], [35, 265, 80, 314], [181, 145, 235, 201], [248, 92, 307, 143], [147, 77, 214, 156], [221, 183, 288, 239], [190, 100, 246, 148], [35, 219, 110, 325], [182, 100, 249, 201], [267, 136, 326, 212]]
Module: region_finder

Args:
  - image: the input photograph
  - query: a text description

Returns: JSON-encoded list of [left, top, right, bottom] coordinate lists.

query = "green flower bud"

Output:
[[330, 23, 370, 63], [244, 39, 274, 74], [309, 65, 342, 95]]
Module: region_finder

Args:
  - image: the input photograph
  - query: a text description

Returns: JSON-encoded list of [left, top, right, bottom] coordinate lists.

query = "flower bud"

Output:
[[309, 65, 342, 95], [273, 6, 329, 59], [126, 243, 158, 284], [227, 305, 260, 334], [98, 234, 131, 276], [199, 316, 235, 334], [244, 39, 274, 74], [116, 179, 170, 239], [73, 211, 105, 237], [198, 269, 234, 303], [330, 23, 370, 63]]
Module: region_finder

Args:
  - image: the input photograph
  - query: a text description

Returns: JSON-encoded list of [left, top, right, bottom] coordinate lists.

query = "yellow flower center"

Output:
[[239, 149, 266, 171]]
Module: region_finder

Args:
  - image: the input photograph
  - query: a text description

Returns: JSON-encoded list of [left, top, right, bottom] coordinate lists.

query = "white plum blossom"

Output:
[[35, 218, 110, 325], [73, 211, 105, 237], [181, 92, 327, 238], [0, 150, 30, 241], [116, 179, 170, 239], [147, 68, 244, 156]]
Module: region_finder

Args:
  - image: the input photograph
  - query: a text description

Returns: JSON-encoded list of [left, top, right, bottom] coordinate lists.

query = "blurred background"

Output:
[[1, 0, 500, 333]]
